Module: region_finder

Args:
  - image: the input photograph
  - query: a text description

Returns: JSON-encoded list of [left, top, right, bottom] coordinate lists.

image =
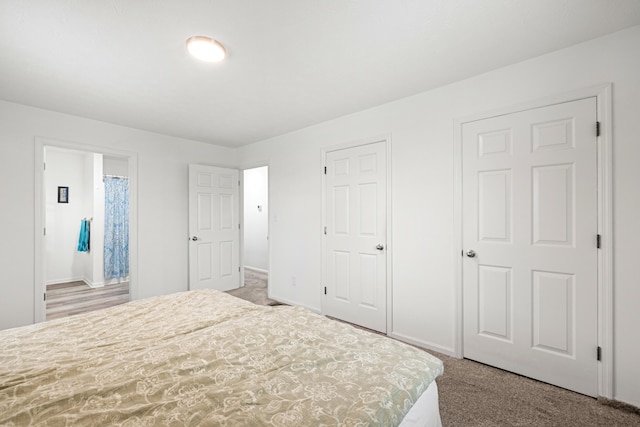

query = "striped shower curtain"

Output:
[[104, 177, 129, 280]]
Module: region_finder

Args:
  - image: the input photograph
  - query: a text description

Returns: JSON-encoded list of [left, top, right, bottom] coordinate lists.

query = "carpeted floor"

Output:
[[433, 352, 640, 426], [225, 269, 279, 306], [228, 278, 639, 426]]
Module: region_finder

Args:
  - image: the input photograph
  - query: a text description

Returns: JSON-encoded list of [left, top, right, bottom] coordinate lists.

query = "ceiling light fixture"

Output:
[[186, 36, 226, 62]]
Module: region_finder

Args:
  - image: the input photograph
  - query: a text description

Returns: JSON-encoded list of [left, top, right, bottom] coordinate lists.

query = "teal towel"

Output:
[[77, 220, 90, 252]]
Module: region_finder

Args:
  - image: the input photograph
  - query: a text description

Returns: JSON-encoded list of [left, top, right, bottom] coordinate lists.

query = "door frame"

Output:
[[320, 134, 393, 333], [453, 84, 613, 398], [239, 162, 270, 293], [34, 136, 139, 323]]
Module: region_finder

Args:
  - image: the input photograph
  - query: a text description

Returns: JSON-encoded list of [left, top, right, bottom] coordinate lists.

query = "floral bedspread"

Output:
[[0, 289, 443, 426]]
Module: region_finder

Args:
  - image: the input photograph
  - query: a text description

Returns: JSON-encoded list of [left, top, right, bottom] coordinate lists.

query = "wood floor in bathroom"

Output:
[[46, 281, 130, 320]]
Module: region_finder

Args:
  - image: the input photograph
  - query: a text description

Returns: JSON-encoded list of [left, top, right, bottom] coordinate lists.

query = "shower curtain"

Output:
[[104, 176, 129, 280]]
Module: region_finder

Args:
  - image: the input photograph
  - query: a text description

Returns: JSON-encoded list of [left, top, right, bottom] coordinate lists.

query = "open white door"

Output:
[[188, 165, 240, 292], [323, 141, 387, 333], [462, 98, 598, 396]]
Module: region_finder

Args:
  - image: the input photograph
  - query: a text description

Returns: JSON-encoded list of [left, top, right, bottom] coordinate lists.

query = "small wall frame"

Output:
[[57, 186, 68, 203]]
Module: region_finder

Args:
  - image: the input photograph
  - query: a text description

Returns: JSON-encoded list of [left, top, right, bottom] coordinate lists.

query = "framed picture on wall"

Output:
[[58, 186, 69, 203]]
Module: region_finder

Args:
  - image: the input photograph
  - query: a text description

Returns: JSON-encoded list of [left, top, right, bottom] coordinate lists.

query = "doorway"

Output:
[[43, 147, 131, 319], [35, 138, 138, 324], [242, 166, 270, 301]]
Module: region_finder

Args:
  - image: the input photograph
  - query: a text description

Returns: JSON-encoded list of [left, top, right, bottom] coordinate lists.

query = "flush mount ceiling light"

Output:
[[186, 36, 226, 62]]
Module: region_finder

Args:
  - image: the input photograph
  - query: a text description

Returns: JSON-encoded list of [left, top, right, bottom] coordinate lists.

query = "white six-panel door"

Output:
[[462, 98, 598, 396], [323, 142, 387, 333], [188, 165, 240, 292]]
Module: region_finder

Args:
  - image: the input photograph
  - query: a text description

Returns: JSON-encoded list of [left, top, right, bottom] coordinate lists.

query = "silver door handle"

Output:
[[466, 249, 476, 258], [376, 244, 384, 251], [191, 236, 199, 241]]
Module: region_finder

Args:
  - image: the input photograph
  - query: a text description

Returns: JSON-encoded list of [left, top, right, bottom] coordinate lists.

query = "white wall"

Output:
[[44, 149, 105, 287], [0, 100, 236, 330], [104, 156, 129, 177], [81, 152, 94, 284], [44, 148, 87, 284], [238, 26, 640, 407], [243, 167, 269, 271], [86, 153, 105, 286]]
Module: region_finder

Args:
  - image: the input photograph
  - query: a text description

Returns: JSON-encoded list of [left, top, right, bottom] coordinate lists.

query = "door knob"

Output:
[[466, 249, 476, 258], [191, 236, 199, 241], [376, 244, 384, 251]]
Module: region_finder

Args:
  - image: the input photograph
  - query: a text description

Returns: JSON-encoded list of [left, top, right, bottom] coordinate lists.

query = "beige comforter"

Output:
[[0, 290, 443, 426]]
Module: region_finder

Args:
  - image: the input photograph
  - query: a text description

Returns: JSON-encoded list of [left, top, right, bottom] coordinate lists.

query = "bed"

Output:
[[0, 289, 444, 426]]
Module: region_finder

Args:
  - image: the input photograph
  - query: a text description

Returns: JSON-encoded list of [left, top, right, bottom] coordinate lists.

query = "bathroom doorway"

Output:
[[35, 138, 138, 323]]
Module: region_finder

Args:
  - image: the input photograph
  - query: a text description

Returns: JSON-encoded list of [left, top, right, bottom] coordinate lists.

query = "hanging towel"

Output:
[[77, 219, 90, 252]]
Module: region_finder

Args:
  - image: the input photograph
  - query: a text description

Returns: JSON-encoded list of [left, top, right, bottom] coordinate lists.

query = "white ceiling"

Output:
[[1, 1, 639, 147]]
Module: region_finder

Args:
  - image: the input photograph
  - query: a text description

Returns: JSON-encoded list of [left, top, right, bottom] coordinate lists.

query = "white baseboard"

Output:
[[46, 276, 83, 286], [388, 331, 457, 357], [244, 266, 268, 274], [104, 276, 129, 286], [268, 294, 320, 314], [83, 278, 104, 289], [46, 277, 128, 288]]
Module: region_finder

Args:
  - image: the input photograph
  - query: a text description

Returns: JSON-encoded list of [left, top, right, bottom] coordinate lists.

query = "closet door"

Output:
[[462, 98, 598, 396], [323, 141, 387, 333]]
